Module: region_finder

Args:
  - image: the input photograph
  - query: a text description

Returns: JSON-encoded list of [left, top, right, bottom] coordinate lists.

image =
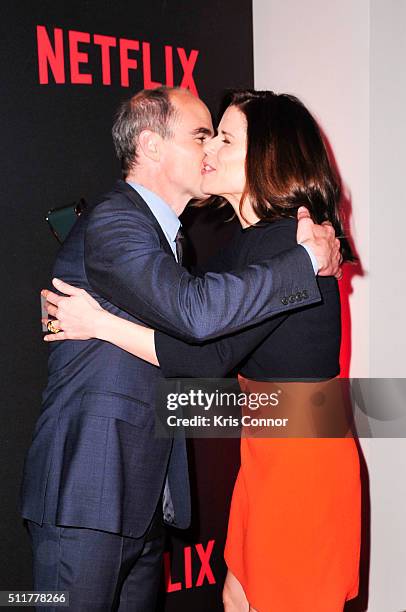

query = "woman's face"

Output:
[[201, 105, 247, 205]]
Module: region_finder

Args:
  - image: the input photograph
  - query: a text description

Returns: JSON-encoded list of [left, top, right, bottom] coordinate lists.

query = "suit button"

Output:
[[281, 297, 289, 305], [296, 292, 303, 301], [289, 295, 296, 303], [302, 290, 308, 299]]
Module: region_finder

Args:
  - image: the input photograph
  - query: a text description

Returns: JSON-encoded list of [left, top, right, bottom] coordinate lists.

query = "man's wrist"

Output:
[[299, 243, 319, 275]]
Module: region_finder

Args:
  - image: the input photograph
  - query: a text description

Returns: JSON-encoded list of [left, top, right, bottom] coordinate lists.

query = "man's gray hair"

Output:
[[112, 87, 180, 177]]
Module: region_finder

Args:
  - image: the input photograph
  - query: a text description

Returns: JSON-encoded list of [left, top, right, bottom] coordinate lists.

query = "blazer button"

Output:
[[281, 297, 289, 305], [296, 292, 303, 301], [302, 290, 308, 299], [289, 295, 296, 303]]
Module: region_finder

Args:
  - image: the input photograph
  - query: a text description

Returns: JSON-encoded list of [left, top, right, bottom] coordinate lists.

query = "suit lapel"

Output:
[[114, 180, 176, 259]]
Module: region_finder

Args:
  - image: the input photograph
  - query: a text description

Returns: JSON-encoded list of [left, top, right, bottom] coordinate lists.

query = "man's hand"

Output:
[[296, 207, 342, 278]]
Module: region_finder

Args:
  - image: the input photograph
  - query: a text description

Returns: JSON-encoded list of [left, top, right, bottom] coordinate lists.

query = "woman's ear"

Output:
[[138, 129, 162, 162]]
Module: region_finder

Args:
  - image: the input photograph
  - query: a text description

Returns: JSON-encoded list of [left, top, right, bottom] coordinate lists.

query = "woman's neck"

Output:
[[226, 193, 261, 228]]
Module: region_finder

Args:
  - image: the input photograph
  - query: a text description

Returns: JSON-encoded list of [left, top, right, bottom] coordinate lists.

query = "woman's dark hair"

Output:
[[213, 89, 354, 262]]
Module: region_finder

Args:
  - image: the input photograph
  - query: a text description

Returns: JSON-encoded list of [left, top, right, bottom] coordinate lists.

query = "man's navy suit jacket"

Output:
[[20, 180, 321, 538]]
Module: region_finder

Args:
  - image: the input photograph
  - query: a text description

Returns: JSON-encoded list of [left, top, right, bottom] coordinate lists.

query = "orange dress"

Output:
[[224, 377, 361, 612]]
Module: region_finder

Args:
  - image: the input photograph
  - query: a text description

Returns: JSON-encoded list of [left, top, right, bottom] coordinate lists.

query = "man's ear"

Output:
[[138, 130, 162, 162]]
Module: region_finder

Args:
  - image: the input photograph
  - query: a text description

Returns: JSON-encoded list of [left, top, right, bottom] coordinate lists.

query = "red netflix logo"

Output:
[[164, 540, 216, 592], [36, 25, 199, 95]]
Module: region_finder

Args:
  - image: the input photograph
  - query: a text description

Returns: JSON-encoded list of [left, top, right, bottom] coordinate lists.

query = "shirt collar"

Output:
[[127, 181, 180, 245]]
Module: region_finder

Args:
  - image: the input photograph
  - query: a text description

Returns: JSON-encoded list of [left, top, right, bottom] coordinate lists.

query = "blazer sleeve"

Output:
[[84, 202, 320, 342], [154, 220, 305, 376], [155, 314, 287, 377]]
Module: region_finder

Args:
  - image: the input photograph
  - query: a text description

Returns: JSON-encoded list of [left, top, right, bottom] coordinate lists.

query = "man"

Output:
[[20, 87, 340, 610]]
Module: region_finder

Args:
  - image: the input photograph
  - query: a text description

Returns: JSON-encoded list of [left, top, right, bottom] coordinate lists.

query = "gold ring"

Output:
[[47, 320, 60, 334]]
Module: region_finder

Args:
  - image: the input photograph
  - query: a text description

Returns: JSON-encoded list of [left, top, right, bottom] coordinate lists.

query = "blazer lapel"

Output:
[[114, 180, 176, 259]]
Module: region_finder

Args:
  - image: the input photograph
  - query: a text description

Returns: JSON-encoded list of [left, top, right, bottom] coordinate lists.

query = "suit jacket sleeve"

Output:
[[155, 314, 287, 377], [155, 220, 303, 376], [84, 201, 320, 342]]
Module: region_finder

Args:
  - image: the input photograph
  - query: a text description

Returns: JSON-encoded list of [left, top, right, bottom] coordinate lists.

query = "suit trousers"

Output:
[[26, 518, 165, 612]]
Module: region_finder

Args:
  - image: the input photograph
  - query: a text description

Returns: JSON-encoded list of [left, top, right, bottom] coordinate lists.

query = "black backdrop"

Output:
[[0, 0, 253, 609]]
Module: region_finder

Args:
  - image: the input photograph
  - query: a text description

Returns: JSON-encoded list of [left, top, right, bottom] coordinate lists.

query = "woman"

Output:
[[43, 90, 360, 611]]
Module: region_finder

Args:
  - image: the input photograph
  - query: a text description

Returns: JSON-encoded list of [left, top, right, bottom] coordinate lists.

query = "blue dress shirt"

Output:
[[127, 182, 181, 262]]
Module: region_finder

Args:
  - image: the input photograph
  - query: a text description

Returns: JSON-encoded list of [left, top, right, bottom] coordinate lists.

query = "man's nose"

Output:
[[203, 137, 216, 154]]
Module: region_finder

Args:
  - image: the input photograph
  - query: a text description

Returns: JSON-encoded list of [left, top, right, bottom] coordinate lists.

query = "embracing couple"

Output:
[[20, 87, 360, 611]]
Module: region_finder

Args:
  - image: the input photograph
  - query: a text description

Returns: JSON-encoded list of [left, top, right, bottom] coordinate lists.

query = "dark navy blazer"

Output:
[[20, 180, 320, 538]]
